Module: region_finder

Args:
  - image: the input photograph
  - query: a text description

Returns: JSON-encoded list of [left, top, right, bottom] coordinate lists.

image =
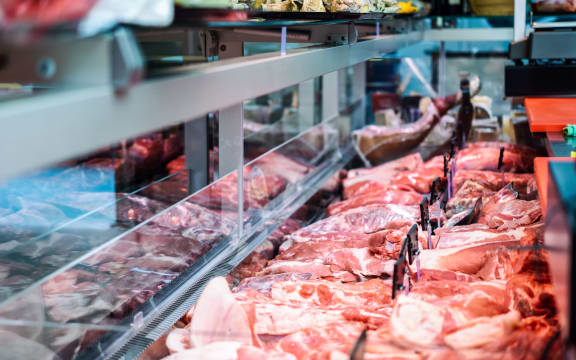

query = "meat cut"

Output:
[[454, 170, 535, 196], [152, 139, 560, 360], [327, 189, 423, 216], [456, 142, 535, 173], [477, 187, 542, 230]]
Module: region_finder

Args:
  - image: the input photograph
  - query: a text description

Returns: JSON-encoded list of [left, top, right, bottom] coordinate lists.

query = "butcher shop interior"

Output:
[[2, 0, 576, 359]]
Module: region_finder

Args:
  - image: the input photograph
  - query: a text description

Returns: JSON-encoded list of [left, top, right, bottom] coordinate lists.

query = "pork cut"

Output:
[[269, 278, 391, 308], [390, 167, 445, 193], [456, 143, 535, 173], [327, 189, 423, 216], [454, 170, 535, 196], [344, 153, 423, 187], [477, 187, 542, 230], [288, 204, 419, 241]]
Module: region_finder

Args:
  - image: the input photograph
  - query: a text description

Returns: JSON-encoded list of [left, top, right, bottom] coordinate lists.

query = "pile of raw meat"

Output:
[[159, 142, 563, 360]]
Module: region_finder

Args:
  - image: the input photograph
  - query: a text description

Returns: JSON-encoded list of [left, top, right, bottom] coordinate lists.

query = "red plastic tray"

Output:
[[534, 157, 574, 217], [525, 98, 576, 133]]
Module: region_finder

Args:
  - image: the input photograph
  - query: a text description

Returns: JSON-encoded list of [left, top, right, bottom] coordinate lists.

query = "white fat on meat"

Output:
[[189, 277, 255, 347], [443, 311, 521, 349], [166, 328, 190, 354], [418, 242, 519, 279], [390, 296, 446, 348], [433, 225, 528, 249]]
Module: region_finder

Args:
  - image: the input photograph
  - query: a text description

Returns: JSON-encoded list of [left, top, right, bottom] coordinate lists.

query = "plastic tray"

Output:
[[525, 97, 576, 133]]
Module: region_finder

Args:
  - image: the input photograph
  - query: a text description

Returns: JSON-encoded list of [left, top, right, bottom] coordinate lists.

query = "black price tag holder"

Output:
[[420, 198, 432, 250], [349, 328, 367, 360], [498, 146, 505, 187], [406, 224, 420, 281], [392, 239, 410, 300], [430, 177, 447, 229]]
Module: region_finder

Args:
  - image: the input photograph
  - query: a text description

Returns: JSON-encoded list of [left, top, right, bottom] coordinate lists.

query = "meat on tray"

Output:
[[38, 139, 554, 360]]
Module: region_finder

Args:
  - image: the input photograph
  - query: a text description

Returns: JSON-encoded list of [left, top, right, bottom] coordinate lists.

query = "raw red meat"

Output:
[[477, 187, 542, 230], [433, 223, 537, 249], [445, 180, 496, 217], [277, 321, 364, 360], [391, 167, 445, 193], [454, 170, 535, 195], [249, 152, 313, 184], [266, 218, 303, 249], [456, 145, 535, 173], [390, 280, 515, 350], [288, 204, 419, 241], [324, 247, 395, 278], [233, 273, 312, 295], [342, 182, 415, 200], [228, 240, 275, 283], [466, 141, 538, 157], [268, 278, 391, 308], [327, 189, 423, 216], [345, 153, 423, 184]]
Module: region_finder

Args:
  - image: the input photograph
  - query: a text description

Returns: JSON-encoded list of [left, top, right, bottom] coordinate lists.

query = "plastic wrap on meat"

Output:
[[0, 199, 69, 242], [146, 169, 286, 211], [115, 194, 168, 224], [46, 158, 123, 192]]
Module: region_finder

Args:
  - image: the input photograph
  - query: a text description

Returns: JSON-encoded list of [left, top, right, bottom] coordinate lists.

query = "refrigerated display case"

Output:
[[2, 8, 557, 359]]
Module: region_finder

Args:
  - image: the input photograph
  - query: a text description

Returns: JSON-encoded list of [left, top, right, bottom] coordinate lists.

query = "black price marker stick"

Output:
[[430, 177, 441, 204], [450, 136, 456, 159], [350, 328, 367, 360], [498, 146, 505, 187], [392, 240, 409, 300], [406, 224, 420, 282], [420, 198, 432, 250]]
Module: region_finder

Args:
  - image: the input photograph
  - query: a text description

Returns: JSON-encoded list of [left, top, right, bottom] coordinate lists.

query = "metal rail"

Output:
[[0, 31, 421, 182]]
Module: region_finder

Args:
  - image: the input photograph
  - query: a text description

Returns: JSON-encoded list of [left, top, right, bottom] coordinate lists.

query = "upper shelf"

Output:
[[0, 28, 421, 183]]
